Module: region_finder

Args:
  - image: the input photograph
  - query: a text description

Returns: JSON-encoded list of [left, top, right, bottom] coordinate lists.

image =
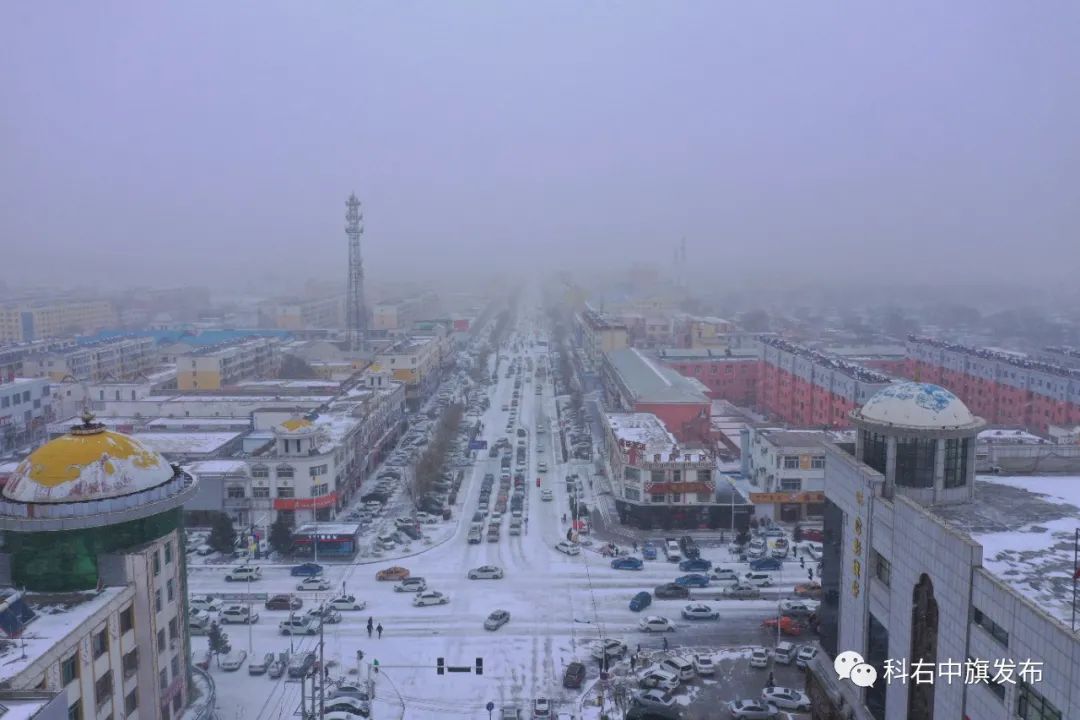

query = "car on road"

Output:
[[248, 652, 274, 676], [413, 591, 450, 607], [555, 541, 581, 556], [220, 605, 258, 624], [538, 462, 547, 473], [743, 572, 773, 587], [279, 616, 319, 635], [727, 700, 780, 719], [189, 595, 221, 613], [225, 566, 261, 582], [532, 698, 551, 718], [287, 652, 317, 679], [591, 639, 627, 660], [394, 576, 427, 593], [749, 648, 770, 668], [500, 707, 520, 720], [629, 591, 653, 612], [638, 616, 676, 633], [653, 583, 690, 600], [624, 707, 685, 720], [375, 566, 410, 581], [722, 583, 762, 600], [749, 557, 783, 572], [693, 654, 716, 675], [306, 606, 342, 624], [678, 558, 712, 572], [802, 528, 825, 543], [484, 609, 510, 630], [468, 565, 505, 580], [638, 668, 680, 691], [325, 697, 371, 717], [328, 595, 366, 611], [633, 689, 677, 712], [681, 603, 719, 620], [794, 582, 823, 598], [674, 573, 709, 588], [296, 577, 332, 592], [711, 567, 740, 582], [761, 687, 811, 712], [611, 557, 644, 571], [220, 650, 248, 672], [641, 542, 658, 560], [796, 645, 818, 669], [290, 563, 324, 577], [780, 599, 819, 617], [540, 489, 553, 501], [562, 661, 586, 688], [265, 594, 302, 611]]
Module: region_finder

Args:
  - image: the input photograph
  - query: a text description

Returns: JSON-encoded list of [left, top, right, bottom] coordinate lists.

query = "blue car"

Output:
[[679, 558, 713, 572], [641, 542, 657, 560], [290, 563, 324, 577], [749, 557, 783, 572], [611, 557, 644, 571], [674, 573, 710, 588], [629, 591, 652, 612]]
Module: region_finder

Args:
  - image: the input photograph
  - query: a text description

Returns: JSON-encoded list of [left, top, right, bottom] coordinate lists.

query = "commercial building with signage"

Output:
[[291, 522, 362, 558], [601, 348, 712, 443], [741, 429, 831, 522]]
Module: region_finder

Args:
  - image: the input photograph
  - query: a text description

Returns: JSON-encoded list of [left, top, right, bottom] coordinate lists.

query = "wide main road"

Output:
[[189, 320, 794, 720]]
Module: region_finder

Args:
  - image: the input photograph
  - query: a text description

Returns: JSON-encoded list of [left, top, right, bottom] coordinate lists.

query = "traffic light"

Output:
[[475, 657, 483, 676], [437, 657, 445, 675]]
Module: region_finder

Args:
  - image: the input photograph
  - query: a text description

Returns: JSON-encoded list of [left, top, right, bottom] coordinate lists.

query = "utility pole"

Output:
[[319, 602, 326, 720], [246, 576, 253, 654]]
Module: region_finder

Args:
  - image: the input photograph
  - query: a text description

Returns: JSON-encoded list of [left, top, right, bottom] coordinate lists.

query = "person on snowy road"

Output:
[[367, 617, 373, 638], [377, 623, 383, 639]]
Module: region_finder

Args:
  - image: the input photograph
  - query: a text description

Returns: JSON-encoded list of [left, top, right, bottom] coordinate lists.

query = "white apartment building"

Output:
[[0, 377, 52, 454], [741, 428, 829, 522], [22, 337, 157, 383]]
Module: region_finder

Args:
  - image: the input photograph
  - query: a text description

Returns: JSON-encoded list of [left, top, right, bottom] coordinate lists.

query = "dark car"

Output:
[[750, 557, 783, 572], [265, 594, 303, 611], [674, 574, 710, 588], [399, 524, 422, 540], [611, 557, 644, 571], [629, 591, 653, 612], [802, 528, 825, 543], [654, 583, 691, 600], [361, 491, 390, 504], [290, 563, 324, 577], [679, 536, 701, 560], [562, 661, 586, 689], [678, 558, 712, 572], [624, 706, 685, 720]]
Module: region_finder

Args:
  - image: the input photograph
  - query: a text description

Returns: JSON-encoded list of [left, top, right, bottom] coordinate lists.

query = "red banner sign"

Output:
[[273, 493, 337, 510]]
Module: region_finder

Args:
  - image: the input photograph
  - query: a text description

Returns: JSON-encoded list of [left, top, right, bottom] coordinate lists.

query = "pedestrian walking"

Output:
[[808, 568, 814, 581], [377, 623, 383, 639], [800, 556, 805, 569], [630, 655, 636, 671], [632, 541, 638, 553], [662, 636, 668, 651], [767, 671, 775, 687], [367, 617, 373, 638], [792, 545, 798, 558], [636, 644, 642, 655]]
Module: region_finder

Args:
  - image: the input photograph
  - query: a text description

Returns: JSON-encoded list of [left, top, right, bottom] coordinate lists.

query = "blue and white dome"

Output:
[[858, 382, 977, 429]]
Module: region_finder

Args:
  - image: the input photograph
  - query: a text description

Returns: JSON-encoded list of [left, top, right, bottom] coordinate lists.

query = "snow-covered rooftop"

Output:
[[130, 432, 242, 456], [930, 474, 1080, 628], [147, 417, 252, 429], [604, 413, 678, 456], [977, 428, 1046, 445], [186, 460, 249, 476], [605, 348, 711, 405]]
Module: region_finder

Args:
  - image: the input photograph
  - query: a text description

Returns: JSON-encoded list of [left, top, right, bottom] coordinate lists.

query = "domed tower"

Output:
[[0, 410, 197, 590], [850, 382, 985, 505], [274, 415, 317, 457]]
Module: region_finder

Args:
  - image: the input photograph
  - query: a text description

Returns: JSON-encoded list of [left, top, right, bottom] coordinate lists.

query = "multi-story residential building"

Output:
[[0, 413, 199, 720], [371, 292, 440, 335], [374, 336, 443, 411], [759, 338, 894, 429], [656, 347, 761, 406], [601, 348, 712, 443], [265, 296, 342, 330], [0, 299, 117, 343], [0, 377, 52, 454], [604, 412, 749, 529], [818, 344, 910, 377], [575, 307, 629, 368], [740, 428, 828, 522], [907, 335, 1080, 433], [22, 336, 157, 382], [683, 315, 737, 348], [176, 337, 281, 391], [806, 381, 1080, 720]]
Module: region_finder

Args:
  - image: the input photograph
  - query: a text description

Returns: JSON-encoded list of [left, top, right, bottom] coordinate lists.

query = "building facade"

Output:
[[22, 337, 157, 383], [601, 348, 712, 443], [576, 307, 629, 368], [0, 377, 52, 454], [656, 347, 760, 406], [0, 300, 117, 343], [374, 336, 443, 411], [176, 337, 281, 391], [267, 296, 343, 330], [741, 429, 827, 522]]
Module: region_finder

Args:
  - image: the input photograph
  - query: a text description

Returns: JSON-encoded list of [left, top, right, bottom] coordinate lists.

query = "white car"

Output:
[[681, 603, 719, 621], [633, 689, 676, 711], [328, 595, 366, 611], [220, 605, 258, 624], [749, 647, 770, 668], [225, 566, 262, 582], [555, 541, 580, 556], [532, 698, 551, 718], [710, 567, 739, 582], [219, 649, 248, 672], [761, 687, 811, 712], [538, 462, 548, 473], [415, 512, 439, 525], [540, 489, 553, 501], [413, 591, 450, 607], [780, 599, 820, 615], [394, 577, 427, 593], [296, 577, 332, 592], [796, 645, 818, 669], [590, 639, 627, 660], [638, 668, 680, 691], [468, 565, 505, 580], [743, 572, 773, 587], [638, 616, 676, 633], [189, 595, 221, 613], [728, 700, 780, 719], [693, 654, 716, 675]]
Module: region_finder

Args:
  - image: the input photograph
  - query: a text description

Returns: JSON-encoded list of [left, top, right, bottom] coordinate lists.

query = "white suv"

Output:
[[220, 605, 258, 624], [225, 566, 262, 582]]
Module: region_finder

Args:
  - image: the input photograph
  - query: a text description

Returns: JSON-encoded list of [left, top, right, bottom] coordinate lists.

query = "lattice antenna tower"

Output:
[[345, 193, 367, 352]]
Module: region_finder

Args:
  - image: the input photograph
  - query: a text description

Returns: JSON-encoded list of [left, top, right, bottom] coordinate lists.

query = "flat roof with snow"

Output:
[[605, 348, 710, 405], [186, 460, 249, 475], [131, 431, 242, 455], [605, 413, 678, 456]]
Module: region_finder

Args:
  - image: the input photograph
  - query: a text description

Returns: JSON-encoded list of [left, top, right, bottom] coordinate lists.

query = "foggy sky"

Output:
[[2, 2, 1078, 293]]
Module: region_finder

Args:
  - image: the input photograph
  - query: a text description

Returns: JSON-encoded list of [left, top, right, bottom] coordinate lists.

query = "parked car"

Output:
[[727, 700, 780, 719], [794, 582, 823, 599], [265, 594, 302, 611], [562, 661, 586, 689], [633, 689, 677, 712], [287, 651, 317, 678], [723, 583, 761, 600], [468, 565, 505, 580], [749, 648, 770, 669], [279, 616, 319, 635], [220, 650, 248, 672], [267, 656, 286, 679], [796, 645, 818, 669], [290, 563, 324, 577], [749, 557, 783, 572], [774, 641, 796, 665], [693, 654, 716, 675], [611, 557, 644, 571], [532, 698, 551, 718], [624, 706, 685, 720], [678, 558, 712, 572], [189, 595, 221, 613], [629, 591, 653, 612], [375, 566, 410, 581], [328, 595, 366, 611], [681, 603, 719, 620], [639, 616, 676, 633], [248, 652, 274, 675], [761, 687, 810, 712], [413, 591, 450, 607], [220, 605, 258, 624], [674, 574, 709, 588], [653, 583, 690, 600], [743, 572, 773, 587], [591, 639, 627, 660], [638, 668, 680, 691], [296, 577, 332, 592], [555, 541, 580, 556], [484, 609, 511, 631], [540, 489, 553, 501], [225, 566, 262, 582], [641, 542, 658, 560]]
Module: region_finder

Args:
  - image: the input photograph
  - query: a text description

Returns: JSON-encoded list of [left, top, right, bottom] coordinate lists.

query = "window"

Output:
[[811, 456, 826, 469], [276, 465, 294, 478], [159, 669, 168, 691], [650, 493, 666, 503], [154, 590, 162, 613], [672, 470, 682, 483], [277, 486, 295, 498], [895, 436, 936, 488], [780, 477, 802, 491], [783, 456, 799, 469], [943, 437, 970, 488], [124, 689, 138, 715], [166, 578, 175, 603], [62, 653, 79, 684], [251, 465, 269, 478], [696, 492, 711, 502], [624, 486, 640, 501], [650, 470, 665, 485], [670, 493, 682, 503], [120, 605, 134, 633], [172, 692, 183, 713], [1016, 680, 1062, 720], [697, 469, 711, 484], [122, 649, 138, 678], [226, 486, 246, 499], [152, 551, 161, 576], [95, 670, 113, 707], [169, 617, 178, 640], [312, 483, 329, 496], [157, 629, 166, 650], [68, 702, 82, 720], [861, 431, 888, 476], [310, 464, 328, 477], [92, 629, 108, 658], [171, 654, 180, 677], [252, 486, 270, 498], [164, 542, 172, 564], [873, 550, 891, 587], [971, 607, 1009, 647]]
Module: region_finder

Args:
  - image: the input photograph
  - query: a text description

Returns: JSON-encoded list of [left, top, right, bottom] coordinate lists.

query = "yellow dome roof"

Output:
[[3, 423, 174, 504], [280, 417, 313, 432]]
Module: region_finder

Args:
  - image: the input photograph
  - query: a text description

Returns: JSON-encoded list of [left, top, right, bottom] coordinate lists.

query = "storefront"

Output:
[[749, 491, 825, 523], [291, 522, 362, 558]]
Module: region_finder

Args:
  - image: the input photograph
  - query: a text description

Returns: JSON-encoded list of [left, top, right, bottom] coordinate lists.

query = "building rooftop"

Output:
[[856, 381, 981, 430], [929, 474, 1080, 629], [655, 347, 760, 360], [910, 335, 1080, 380], [130, 432, 241, 456], [756, 430, 833, 450], [294, 522, 361, 536], [605, 413, 679, 457], [605, 348, 711, 405], [977, 428, 1047, 445], [761, 337, 894, 384], [186, 460, 249, 475]]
